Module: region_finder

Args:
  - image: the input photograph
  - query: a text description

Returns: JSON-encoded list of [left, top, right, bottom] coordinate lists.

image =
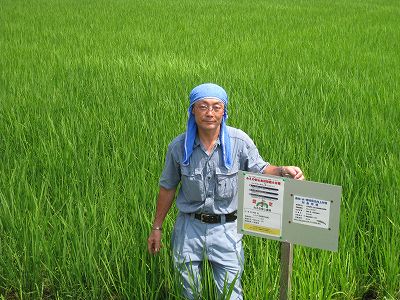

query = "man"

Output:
[[147, 83, 304, 299]]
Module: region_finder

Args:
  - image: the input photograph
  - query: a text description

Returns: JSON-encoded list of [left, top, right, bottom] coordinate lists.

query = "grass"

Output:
[[1, 0, 399, 299]]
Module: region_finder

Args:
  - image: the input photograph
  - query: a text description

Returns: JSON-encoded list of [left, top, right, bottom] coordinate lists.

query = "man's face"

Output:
[[192, 98, 225, 132]]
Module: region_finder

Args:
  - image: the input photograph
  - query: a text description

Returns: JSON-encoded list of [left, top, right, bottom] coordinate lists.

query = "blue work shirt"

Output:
[[159, 126, 269, 214]]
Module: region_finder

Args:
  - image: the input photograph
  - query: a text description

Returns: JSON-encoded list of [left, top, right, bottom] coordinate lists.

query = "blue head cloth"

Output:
[[183, 83, 232, 169]]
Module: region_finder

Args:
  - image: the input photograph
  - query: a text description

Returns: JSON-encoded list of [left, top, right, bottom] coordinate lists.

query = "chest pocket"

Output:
[[180, 167, 204, 202], [215, 165, 239, 200]]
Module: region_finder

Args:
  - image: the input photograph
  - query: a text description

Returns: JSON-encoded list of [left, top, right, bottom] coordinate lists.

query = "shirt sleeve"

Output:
[[159, 142, 181, 189], [241, 133, 269, 173]]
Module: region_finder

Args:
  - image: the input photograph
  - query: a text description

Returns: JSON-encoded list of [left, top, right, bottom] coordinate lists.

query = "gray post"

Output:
[[279, 241, 293, 300]]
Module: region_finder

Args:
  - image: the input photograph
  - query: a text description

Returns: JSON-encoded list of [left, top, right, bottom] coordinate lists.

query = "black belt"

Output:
[[193, 211, 237, 224]]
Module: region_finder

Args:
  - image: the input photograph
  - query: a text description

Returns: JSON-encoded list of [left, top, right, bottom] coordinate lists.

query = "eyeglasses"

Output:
[[196, 104, 224, 113]]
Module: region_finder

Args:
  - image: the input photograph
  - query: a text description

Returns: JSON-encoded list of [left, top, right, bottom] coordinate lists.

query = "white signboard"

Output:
[[238, 171, 342, 251], [242, 175, 285, 237]]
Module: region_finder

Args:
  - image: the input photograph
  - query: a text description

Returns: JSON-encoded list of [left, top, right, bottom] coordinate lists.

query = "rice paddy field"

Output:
[[1, 0, 399, 299]]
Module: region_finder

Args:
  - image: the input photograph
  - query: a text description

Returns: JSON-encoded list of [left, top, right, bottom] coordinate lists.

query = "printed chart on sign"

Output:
[[242, 174, 285, 237]]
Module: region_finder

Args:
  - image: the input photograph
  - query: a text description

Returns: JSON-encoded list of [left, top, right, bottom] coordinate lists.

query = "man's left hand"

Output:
[[282, 166, 305, 180]]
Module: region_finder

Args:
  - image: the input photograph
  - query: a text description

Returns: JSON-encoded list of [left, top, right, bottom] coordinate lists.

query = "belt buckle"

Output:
[[200, 213, 207, 223]]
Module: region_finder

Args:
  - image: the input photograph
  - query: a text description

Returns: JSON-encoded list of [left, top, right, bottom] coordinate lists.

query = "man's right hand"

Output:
[[147, 187, 176, 255], [147, 229, 162, 255]]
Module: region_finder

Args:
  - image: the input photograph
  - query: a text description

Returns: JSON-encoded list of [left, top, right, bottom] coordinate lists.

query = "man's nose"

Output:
[[205, 109, 214, 116]]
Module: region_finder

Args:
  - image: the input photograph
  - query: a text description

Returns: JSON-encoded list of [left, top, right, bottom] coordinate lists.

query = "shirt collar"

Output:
[[194, 135, 221, 148]]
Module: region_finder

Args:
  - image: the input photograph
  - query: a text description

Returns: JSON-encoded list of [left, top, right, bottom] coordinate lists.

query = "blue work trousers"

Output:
[[172, 212, 244, 300]]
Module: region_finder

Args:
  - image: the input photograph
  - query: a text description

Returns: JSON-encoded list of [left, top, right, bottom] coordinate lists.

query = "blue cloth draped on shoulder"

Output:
[[183, 83, 232, 169]]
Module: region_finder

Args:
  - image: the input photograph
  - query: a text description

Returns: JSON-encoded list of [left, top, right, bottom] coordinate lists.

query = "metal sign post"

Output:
[[280, 242, 293, 300], [237, 171, 342, 300]]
